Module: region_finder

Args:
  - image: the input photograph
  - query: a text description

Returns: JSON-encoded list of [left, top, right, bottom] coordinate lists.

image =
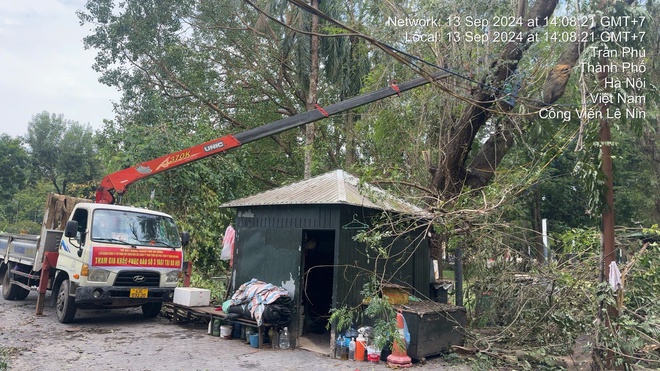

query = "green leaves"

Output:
[[24, 111, 99, 196], [327, 305, 356, 334], [328, 274, 399, 351], [0, 134, 29, 202]]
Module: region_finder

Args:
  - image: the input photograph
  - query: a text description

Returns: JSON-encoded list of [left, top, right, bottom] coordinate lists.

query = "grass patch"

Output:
[[0, 346, 23, 370], [1, 347, 8, 371]]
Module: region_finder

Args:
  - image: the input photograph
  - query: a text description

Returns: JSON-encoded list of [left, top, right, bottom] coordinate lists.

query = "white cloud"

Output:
[[0, 0, 121, 137]]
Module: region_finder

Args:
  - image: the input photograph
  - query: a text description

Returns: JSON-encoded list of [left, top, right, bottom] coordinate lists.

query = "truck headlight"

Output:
[[87, 268, 111, 282], [166, 270, 182, 283]]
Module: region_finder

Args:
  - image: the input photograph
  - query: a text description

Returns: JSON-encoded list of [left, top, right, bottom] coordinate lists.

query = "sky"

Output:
[[0, 0, 121, 138]]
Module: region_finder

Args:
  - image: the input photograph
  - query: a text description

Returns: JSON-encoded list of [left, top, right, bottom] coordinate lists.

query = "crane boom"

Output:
[[96, 70, 450, 203]]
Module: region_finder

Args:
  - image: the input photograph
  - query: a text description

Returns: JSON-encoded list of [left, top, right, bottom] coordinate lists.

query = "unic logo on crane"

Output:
[[203, 140, 225, 152]]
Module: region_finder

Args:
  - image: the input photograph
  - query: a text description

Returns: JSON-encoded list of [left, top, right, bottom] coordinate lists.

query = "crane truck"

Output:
[[1, 70, 448, 323], [1, 193, 189, 323]]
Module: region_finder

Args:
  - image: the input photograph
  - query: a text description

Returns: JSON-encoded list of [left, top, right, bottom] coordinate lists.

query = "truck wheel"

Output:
[[13, 275, 30, 300], [56, 279, 77, 323], [142, 302, 162, 318], [2, 268, 18, 300], [15, 286, 30, 300]]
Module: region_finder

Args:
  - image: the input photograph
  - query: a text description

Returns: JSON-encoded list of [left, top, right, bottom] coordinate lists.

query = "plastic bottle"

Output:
[[269, 328, 279, 349], [212, 319, 221, 336], [355, 333, 366, 361], [340, 337, 349, 360], [335, 335, 344, 359], [348, 337, 356, 360], [279, 327, 291, 350]]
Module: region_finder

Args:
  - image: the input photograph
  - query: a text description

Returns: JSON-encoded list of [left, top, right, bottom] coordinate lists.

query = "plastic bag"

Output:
[[220, 225, 235, 261], [402, 313, 410, 346]]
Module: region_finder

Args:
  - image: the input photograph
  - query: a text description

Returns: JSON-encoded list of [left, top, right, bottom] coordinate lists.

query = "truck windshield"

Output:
[[91, 209, 181, 248]]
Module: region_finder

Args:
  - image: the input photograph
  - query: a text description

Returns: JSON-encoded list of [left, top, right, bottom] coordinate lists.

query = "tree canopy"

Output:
[[24, 111, 100, 195], [1, 0, 658, 367], [0, 134, 29, 203]]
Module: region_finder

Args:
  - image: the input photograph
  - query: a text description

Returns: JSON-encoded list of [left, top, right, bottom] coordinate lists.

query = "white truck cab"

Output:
[[1, 194, 189, 323], [57, 202, 188, 322]]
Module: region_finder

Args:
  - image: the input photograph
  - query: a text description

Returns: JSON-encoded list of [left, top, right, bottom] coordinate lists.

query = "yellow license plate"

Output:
[[130, 288, 148, 298]]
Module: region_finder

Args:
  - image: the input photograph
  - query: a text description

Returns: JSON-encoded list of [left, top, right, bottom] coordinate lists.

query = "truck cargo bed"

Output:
[[4, 234, 39, 266]]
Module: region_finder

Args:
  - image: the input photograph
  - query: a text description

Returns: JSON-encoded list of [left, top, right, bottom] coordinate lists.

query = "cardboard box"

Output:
[[173, 287, 211, 307]]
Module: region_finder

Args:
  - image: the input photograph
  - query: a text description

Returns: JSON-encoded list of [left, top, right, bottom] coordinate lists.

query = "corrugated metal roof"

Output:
[[220, 169, 426, 214]]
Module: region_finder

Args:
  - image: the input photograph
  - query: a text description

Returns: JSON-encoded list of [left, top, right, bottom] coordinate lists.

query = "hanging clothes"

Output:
[[220, 225, 235, 266], [609, 261, 624, 310], [608, 261, 622, 292]]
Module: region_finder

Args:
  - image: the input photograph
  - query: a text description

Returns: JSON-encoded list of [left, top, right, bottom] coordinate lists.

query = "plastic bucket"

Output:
[[220, 325, 233, 339], [249, 334, 259, 348]]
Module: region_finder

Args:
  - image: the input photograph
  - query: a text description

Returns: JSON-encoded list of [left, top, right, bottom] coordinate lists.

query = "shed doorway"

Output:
[[299, 230, 335, 351]]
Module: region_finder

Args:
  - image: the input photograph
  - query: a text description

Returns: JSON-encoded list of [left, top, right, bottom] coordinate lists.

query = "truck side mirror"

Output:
[[64, 221, 79, 238], [64, 220, 84, 257], [180, 232, 190, 247]]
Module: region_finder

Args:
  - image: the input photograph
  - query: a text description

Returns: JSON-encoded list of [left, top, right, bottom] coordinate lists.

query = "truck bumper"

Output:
[[74, 285, 175, 308]]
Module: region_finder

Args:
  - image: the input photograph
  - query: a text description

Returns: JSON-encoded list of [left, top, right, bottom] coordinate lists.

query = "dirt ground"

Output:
[[0, 291, 467, 371]]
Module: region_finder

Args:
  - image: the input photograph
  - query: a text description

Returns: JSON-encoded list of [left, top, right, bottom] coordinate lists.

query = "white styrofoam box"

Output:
[[173, 287, 211, 307]]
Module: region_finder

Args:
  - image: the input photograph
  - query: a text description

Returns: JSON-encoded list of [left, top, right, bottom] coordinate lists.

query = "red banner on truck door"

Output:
[[91, 246, 183, 268]]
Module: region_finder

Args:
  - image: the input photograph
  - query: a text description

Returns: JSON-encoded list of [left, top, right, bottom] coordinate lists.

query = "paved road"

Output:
[[0, 291, 466, 371]]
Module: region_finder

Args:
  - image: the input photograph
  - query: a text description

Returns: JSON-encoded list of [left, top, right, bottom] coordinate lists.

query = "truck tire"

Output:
[[142, 302, 162, 318], [2, 267, 19, 300], [13, 275, 30, 300], [56, 279, 77, 323], [14, 286, 30, 300]]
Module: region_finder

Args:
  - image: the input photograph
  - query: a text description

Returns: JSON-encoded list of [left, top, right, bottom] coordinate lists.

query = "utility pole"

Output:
[[597, 18, 617, 365], [600, 121, 616, 286]]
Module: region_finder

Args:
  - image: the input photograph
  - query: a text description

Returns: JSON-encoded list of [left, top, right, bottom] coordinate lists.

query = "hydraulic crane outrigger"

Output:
[[95, 71, 450, 204]]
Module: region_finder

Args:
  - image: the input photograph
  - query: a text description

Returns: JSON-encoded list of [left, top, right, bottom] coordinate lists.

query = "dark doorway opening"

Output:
[[300, 229, 335, 336]]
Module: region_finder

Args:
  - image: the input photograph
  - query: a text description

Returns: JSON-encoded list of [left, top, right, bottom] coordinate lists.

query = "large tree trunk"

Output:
[[466, 40, 584, 190], [431, 0, 560, 197], [455, 0, 638, 194], [531, 187, 545, 262], [304, 0, 320, 179], [344, 111, 356, 166]]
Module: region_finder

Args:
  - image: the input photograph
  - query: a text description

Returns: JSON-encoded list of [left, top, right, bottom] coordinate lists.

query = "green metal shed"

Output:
[[220, 170, 431, 350]]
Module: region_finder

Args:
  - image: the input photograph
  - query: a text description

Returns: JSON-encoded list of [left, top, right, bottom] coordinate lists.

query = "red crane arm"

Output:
[[96, 134, 241, 203], [95, 70, 451, 204]]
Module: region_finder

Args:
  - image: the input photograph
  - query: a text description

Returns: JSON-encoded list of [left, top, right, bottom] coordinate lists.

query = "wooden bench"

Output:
[[166, 303, 271, 348]]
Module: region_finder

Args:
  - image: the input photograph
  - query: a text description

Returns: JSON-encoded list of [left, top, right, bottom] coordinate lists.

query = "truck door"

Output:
[[58, 208, 89, 273], [71, 209, 89, 245]]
